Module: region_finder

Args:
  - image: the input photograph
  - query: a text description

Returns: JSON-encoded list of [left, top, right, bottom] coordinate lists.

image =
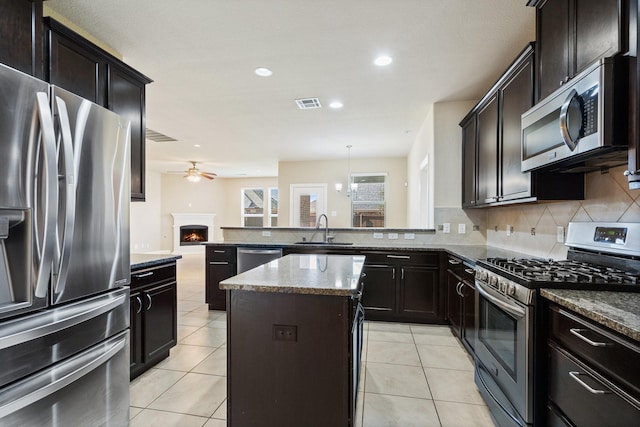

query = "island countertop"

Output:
[[220, 254, 365, 296]]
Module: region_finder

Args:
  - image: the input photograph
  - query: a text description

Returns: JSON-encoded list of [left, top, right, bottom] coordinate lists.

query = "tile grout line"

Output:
[[411, 325, 444, 427]]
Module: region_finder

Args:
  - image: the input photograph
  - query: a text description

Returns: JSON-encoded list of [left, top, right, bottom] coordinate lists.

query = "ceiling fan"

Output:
[[168, 161, 217, 182]]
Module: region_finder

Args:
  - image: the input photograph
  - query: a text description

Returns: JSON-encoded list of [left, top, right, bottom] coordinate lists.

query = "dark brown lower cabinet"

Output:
[[205, 245, 237, 310], [227, 291, 361, 427], [546, 303, 640, 425], [446, 256, 476, 354], [130, 262, 178, 380], [360, 251, 442, 323]]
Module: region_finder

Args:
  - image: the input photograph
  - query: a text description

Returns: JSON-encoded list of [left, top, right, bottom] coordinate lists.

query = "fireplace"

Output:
[[180, 225, 208, 245], [171, 213, 215, 254]]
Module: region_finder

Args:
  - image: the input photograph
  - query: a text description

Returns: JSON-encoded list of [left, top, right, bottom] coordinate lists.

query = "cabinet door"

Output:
[[361, 264, 395, 317], [461, 281, 476, 353], [461, 115, 477, 207], [399, 266, 439, 321], [47, 27, 105, 104], [107, 64, 147, 201], [206, 262, 236, 310], [574, 0, 621, 75], [129, 291, 144, 376], [143, 282, 177, 362], [446, 271, 462, 337], [500, 52, 533, 201], [476, 95, 499, 204], [0, 0, 42, 77], [538, 0, 570, 100]]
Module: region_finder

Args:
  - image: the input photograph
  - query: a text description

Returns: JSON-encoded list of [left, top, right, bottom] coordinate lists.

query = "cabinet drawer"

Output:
[[549, 304, 640, 397], [548, 344, 640, 427], [207, 246, 237, 262], [131, 263, 176, 289], [363, 251, 438, 266]]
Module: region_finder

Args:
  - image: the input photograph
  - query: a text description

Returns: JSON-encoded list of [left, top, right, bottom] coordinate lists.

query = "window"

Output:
[[351, 174, 386, 227], [268, 187, 278, 226], [242, 188, 264, 227]]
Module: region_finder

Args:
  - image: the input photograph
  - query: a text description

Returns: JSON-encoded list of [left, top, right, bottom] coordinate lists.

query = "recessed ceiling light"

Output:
[[329, 101, 343, 109], [374, 55, 393, 66], [255, 67, 273, 77], [194, 144, 201, 147]]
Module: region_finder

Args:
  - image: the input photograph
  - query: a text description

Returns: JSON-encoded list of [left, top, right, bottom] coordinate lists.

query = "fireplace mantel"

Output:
[[171, 213, 215, 254]]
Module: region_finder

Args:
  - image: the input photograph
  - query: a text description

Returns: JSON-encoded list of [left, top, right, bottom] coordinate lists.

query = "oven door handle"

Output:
[[476, 280, 526, 319]]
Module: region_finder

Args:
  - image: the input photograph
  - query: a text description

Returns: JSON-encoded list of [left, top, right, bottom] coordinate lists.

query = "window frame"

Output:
[[350, 173, 387, 228], [241, 187, 266, 227]]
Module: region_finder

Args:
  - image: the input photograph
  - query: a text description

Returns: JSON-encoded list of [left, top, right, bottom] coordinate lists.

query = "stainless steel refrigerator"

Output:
[[0, 63, 130, 426]]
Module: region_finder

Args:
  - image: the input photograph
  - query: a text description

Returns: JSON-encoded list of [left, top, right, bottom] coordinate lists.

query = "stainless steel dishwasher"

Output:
[[236, 247, 283, 273]]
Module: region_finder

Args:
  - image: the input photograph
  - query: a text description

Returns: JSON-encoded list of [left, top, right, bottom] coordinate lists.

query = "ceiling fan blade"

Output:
[[200, 172, 217, 178], [200, 174, 215, 180]]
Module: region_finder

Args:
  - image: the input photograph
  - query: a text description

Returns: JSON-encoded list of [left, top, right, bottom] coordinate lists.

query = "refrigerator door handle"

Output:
[[0, 292, 125, 350], [33, 92, 59, 299], [52, 96, 76, 297], [0, 334, 126, 418]]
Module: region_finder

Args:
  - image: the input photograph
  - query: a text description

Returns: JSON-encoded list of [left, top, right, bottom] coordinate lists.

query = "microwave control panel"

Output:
[[581, 85, 598, 137]]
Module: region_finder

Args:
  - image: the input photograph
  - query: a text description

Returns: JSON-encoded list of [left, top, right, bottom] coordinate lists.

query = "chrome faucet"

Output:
[[316, 214, 331, 243]]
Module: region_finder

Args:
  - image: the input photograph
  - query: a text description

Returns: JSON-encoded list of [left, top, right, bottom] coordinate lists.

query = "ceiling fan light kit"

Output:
[[168, 161, 217, 182]]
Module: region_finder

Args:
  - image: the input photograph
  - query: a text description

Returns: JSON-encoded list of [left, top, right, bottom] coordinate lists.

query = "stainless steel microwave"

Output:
[[521, 57, 628, 172]]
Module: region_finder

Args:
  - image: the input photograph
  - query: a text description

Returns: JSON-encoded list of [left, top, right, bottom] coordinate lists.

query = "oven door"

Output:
[[474, 280, 533, 426]]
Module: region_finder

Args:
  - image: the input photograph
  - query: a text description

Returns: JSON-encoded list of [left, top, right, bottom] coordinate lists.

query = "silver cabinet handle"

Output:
[[569, 371, 610, 394], [464, 268, 475, 275], [401, 268, 404, 280], [146, 293, 152, 311], [134, 271, 154, 279], [569, 328, 611, 347], [213, 250, 226, 253], [209, 261, 230, 265], [448, 259, 462, 265], [392, 269, 395, 280], [135, 296, 142, 315], [387, 255, 410, 259]]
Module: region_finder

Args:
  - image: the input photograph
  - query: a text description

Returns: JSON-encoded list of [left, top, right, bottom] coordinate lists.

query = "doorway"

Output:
[[290, 184, 327, 227]]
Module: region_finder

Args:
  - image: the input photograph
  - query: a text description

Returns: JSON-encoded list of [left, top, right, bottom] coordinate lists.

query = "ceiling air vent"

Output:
[[146, 128, 177, 143], [295, 98, 322, 109]]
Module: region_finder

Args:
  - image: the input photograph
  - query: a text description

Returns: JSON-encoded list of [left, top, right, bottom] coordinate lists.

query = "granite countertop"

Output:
[[131, 253, 182, 270], [220, 254, 365, 297], [541, 289, 640, 342], [203, 242, 531, 267]]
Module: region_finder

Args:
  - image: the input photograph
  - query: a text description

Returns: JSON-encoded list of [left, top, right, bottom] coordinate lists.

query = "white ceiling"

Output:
[[46, 0, 535, 177]]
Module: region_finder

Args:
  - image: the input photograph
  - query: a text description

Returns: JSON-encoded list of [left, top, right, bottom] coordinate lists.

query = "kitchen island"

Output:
[[220, 254, 365, 427]]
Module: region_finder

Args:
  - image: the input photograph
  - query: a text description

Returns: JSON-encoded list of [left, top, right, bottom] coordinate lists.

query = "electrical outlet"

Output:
[[443, 223, 451, 234], [273, 325, 297, 342], [557, 226, 565, 243], [404, 233, 415, 240], [506, 225, 512, 236], [262, 230, 271, 237], [331, 211, 337, 217], [388, 233, 398, 239], [531, 228, 536, 236], [458, 224, 466, 234], [373, 232, 384, 239]]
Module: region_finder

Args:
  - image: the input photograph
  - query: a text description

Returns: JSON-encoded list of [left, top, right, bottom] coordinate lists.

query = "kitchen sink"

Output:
[[294, 241, 353, 245]]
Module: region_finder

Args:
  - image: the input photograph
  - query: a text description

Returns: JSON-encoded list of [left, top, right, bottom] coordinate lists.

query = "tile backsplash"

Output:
[[486, 166, 640, 259]]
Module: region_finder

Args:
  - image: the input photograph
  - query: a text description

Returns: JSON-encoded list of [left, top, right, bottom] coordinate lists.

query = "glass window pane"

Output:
[[243, 189, 264, 215], [270, 217, 278, 227], [270, 188, 278, 215], [298, 194, 317, 227], [351, 175, 385, 227], [244, 216, 263, 227]]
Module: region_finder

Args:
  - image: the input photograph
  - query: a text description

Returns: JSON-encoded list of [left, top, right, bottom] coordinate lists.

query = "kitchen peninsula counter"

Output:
[[221, 254, 365, 427], [131, 253, 182, 270]]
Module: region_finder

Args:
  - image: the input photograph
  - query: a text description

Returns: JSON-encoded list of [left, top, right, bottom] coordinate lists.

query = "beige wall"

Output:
[[130, 169, 162, 252], [278, 158, 408, 228], [407, 105, 434, 228], [221, 177, 279, 227]]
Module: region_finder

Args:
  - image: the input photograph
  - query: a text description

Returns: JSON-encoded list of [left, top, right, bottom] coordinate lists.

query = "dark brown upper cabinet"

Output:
[[530, 0, 627, 101], [44, 18, 152, 201], [460, 43, 584, 208], [0, 0, 43, 78]]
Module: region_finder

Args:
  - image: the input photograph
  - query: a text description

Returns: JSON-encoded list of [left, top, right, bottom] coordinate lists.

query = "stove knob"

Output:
[[489, 276, 498, 286], [507, 284, 516, 296], [478, 271, 486, 281]]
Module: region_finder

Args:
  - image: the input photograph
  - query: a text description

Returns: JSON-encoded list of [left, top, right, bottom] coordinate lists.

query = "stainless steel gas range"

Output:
[[473, 222, 640, 427]]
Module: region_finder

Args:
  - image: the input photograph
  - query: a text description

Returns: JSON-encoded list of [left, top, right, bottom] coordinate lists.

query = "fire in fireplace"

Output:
[[179, 225, 208, 245]]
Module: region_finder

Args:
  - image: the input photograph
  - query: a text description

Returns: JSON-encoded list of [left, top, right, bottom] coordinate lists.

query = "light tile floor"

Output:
[[129, 254, 496, 427]]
